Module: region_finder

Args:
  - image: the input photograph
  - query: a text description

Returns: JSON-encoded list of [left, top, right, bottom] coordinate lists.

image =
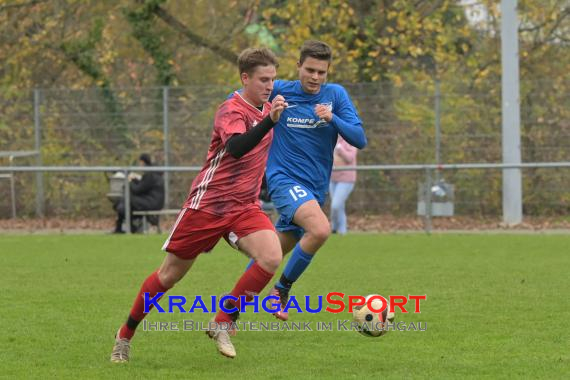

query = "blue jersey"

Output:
[[266, 80, 366, 199]]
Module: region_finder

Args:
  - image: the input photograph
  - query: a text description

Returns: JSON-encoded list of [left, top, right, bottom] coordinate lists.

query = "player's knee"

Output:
[[308, 222, 331, 244], [257, 250, 282, 272]]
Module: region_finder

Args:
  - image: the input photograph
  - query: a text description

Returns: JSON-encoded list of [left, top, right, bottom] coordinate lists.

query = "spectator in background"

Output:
[[329, 136, 358, 235], [112, 153, 165, 233]]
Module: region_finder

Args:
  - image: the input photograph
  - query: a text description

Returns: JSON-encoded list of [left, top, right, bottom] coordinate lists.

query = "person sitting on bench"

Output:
[[112, 153, 165, 233]]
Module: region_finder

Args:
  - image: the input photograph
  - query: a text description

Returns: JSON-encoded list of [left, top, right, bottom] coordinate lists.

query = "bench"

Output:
[[132, 209, 181, 234]]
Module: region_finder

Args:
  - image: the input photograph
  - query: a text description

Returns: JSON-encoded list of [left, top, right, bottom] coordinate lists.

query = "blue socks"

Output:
[[246, 243, 314, 291], [276, 243, 313, 290]]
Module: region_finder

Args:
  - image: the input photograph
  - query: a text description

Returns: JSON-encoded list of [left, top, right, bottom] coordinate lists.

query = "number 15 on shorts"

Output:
[[289, 186, 307, 201]]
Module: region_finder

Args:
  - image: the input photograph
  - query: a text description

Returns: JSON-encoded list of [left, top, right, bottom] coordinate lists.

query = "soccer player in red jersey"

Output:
[[111, 47, 287, 361]]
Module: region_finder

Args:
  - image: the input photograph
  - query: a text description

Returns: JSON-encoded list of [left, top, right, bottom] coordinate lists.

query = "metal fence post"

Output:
[[163, 86, 170, 209], [424, 168, 433, 234], [435, 78, 442, 182], [34, 89, 45, 218], [9, 155, 16, 218], [501, 0, 523, 225], [124, 169, 131, 234]]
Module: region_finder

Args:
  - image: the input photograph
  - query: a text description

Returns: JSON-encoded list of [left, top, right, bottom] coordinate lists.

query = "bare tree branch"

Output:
[[416, 0, 445, 20], [152, 5, 238, 65], [526, 7, 570, 51], [542, 8, 570, 42], [0, 0, 48, 12], [226, 0, 259, 38]]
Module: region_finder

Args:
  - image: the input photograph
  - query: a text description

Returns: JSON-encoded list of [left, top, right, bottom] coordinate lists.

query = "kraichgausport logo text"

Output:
[[143, 293, 427, 314]]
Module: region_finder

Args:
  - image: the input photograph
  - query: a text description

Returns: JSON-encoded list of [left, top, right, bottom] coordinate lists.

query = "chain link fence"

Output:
[[1, 80, 569, 219]]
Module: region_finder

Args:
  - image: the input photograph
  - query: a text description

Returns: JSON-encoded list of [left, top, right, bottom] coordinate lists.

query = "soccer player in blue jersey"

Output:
[[263, 40, 367, 320]]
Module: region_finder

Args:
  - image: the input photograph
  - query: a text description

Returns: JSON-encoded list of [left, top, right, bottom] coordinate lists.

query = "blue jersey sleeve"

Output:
[[331, 86, 367, 149]]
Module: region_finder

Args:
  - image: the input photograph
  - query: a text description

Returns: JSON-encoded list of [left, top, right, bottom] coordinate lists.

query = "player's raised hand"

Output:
[[315, 104, 333, 122], [270, 95, 287, 122]]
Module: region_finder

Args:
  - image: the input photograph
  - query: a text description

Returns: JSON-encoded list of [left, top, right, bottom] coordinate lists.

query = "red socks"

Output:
[[119, 270, 170, 340], [117, 263, 274, 338], [215, 262, 274, 324]]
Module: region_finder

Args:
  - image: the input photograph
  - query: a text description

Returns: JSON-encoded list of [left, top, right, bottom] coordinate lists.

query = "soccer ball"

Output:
[[352, 294, 395, 338]]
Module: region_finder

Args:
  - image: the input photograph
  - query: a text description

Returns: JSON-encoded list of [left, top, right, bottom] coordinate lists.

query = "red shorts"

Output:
[[162, 206, 275, 260]]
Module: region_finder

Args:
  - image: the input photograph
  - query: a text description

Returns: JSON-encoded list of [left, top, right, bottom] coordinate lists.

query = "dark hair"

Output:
[[139, 153, 152, 166], [299, 40, 332, 65], [238, 47, 279, 76]]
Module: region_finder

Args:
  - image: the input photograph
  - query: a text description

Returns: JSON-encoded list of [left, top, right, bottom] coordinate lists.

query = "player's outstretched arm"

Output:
[[226, 96, 287, 159]]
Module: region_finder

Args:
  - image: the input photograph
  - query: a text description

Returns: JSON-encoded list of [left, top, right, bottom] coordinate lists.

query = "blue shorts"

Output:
[[268, 177, 325, 240]]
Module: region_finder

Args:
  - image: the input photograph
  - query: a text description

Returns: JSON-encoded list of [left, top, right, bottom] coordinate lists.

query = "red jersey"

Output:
[[183, 92, 273, 215]]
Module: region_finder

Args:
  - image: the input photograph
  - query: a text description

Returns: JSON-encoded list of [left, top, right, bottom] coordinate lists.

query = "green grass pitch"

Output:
[[1, 233, 568, 379]]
